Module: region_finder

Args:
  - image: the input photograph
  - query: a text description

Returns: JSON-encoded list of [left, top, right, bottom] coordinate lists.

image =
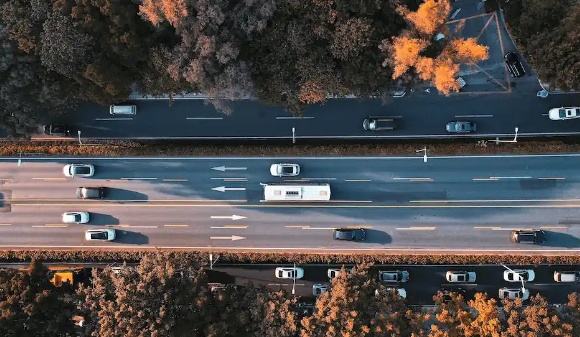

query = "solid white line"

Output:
[[489, 176, 532, 179], [118, 225, 158, 228], [301, 178, 337, 180], [120, 177, 158, 180], [393, 177, 431, 180], [210, 177, 247, 180], [276, 116, 314, 120], [186, 117, 224, 120], [345, 179, 372, 182], [454, 115, 493, 118], [95, 118, 133, 121], [396, 227, 437, 231]]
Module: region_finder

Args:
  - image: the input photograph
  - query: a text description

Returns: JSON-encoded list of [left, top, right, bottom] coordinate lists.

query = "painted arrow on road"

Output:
[[210, 235, 246, 241], [212, 186, 246, 192], [211, 166, 247, 172], [210, 215, 247, 221]]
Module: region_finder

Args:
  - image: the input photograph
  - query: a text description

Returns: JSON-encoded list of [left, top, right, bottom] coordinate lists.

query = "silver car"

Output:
[[85, 229, 116, 241], [446, 271, 476, 283], [270, 163, 300, 177], [499, 287, 529, 300], [63, 164, 94, 177], [379, 270, 409, 283]]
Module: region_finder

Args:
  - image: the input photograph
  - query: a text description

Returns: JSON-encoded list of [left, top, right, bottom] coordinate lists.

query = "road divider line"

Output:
[[344, 179, 372, 182], [393, 177, 431, 180], [538, 177, 565, 180], [95, 118, 133, 121], [34, 224, 68, 228], [276, 116, 314, 119], [32, 178, 66, 181], [454, 114, 493, 118], [473, 178, 499, 181], [301, 178, 337, 180], [211, 225, 249, 229], [347, 225, 373, 229], [211, 177, 247, 180], [473, 226, 502, 230], [210, 235, 246, 241], [223, 179, 248, 182], [410, 199, 580, 203], [489, 176, 531, 179], [118, 225, 158, 228], [396, 227, 436, 230], [0, 179, 12, 181], [186, 117, 224, 120], [212, 186, 246, 192], [162, 179, 188, 182], [304, 227, 337, 230], [163, 224, 189, 227], [541, 226, 569, 229], [121, 177, 157, 180], [284, 179, 310, 182]]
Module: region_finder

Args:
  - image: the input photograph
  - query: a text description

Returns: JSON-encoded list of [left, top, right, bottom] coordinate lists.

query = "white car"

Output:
[[504, 269, 535, 282], [446, 271, 476, 283], [375, 288, 407, 298], [270, 163, 300, 177], [313, 284, 328, 296], [62, 212, 90, 224], [328, 268, 341, 279], [275, 267, 304, 279], [63, 164, 94, 177], [499, 287, 529, 300], [85, 229, 116, 241], [549, 107, 580, 120]]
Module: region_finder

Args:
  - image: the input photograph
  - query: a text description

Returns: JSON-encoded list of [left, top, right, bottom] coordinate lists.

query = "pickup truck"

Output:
[[363, 117, 397, 131]]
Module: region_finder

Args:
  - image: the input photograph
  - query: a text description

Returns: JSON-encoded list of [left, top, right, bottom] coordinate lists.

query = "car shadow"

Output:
[[113, 230, 149, 245], [204, 270, 236, 284], [542, 231, 580, 248], [104, 188, 148, 201], [364, 229, 392, 245], [87, 213, 119, 226]]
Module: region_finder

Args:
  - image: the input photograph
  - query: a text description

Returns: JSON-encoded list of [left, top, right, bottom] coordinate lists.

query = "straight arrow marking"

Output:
[[210, 215, 247, 220], [211, 166, 247, 172], [210, 235, 246, 241], [212, 186, 246, 192]]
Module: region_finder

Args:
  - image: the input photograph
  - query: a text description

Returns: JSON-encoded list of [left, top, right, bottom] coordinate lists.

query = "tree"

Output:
[[430, 290, 473, 337], [467, 293, 502, 337], [0, 259, 76, 337]]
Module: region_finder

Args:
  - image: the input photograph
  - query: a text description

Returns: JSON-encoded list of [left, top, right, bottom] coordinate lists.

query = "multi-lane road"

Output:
[[1, 154, 580, 251], [20, 92, 580, 140]]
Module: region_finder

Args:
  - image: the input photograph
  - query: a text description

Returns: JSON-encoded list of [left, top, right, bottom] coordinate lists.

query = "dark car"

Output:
[[43, 124, 72, 137], [438, 288, 467, 303], [446, 121, 476, 133], [76, 186, 106, 199], [511, 229, 546, 244], [333, 228, 365, 241], [362, 117, 397, 131], [504, 52, 526, 78]]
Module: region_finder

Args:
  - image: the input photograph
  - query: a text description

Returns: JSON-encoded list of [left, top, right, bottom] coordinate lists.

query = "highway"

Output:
[[1, 154, 580, 251], [22, 92, 580, 140]]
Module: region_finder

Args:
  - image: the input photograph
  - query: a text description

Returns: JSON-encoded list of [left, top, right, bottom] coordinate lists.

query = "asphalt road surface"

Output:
[[26, 93, 580, 140], [2, 154, 580, 251], [209, 263, 580, 305]]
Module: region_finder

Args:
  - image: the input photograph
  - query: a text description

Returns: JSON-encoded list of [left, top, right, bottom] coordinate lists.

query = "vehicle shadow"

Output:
[[114, 230, 149, 245], [105, 188, 148, 201], [87, 213, 119, 226], [204, 270, 236, 284], [364, 229, 392, 245], [542, 231, 580, 248]]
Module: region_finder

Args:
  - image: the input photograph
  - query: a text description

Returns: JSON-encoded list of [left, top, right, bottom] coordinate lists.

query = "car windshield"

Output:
[[559, 109, 566, 118], [281, 166, 294, 173], [76, 167, 90, 174], [74, 214, 81, 222], [457, 274, 465, 281], [91, 232, 107, 240]]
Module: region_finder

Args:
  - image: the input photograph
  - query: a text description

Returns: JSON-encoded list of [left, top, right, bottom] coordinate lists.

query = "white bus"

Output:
[[261, 183, 331, 201]]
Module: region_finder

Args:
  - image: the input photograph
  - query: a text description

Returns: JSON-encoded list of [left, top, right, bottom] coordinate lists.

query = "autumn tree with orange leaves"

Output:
[[382, 0, 489, 94]]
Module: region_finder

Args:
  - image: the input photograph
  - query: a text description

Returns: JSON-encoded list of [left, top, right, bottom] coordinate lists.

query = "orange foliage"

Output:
[[432, 59, 460, 95], [391, 36, 429, 78], [399, 0, 451, 35], [299, 81, 325, 104], [415, 57, 435, 81], [139, 0, 188, 28], [451, 38, 489, 63]]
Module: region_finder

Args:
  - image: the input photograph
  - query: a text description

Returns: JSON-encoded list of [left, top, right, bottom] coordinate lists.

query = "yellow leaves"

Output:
[[432, 59, 460, 95], [403, 0, 451, 35], [298, 81, 325, 104], [451, 38, 489, 63], [391, 36, 429, 78], [139, 0, 188, 28]]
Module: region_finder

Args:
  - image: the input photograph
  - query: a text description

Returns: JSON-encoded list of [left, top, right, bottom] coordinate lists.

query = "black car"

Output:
[[333, 228, 365, 241], [43, 124, 72, 137], [438, 288, 467, 303], [76, 186, 106, 199], [511, 229, 546, 244], [504, 52, 526, 78]]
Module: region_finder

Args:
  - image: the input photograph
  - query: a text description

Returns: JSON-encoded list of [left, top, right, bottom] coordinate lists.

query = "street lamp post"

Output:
[[416, 147, 428, 163], [77, 131, 83, 146], [494, 127, 519, 144], [292, 128, 296, 144], [292, 262, 297, 295], [17, 152, 22, 167]]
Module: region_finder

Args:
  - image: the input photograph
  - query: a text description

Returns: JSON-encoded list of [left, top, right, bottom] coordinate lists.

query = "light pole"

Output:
[[416, 147, 428, 163], [292, 127, 296, 144], [292, 262, 297, 295], [77, 131, 83, 146], [17, 152, 22, 167], [494, 127, 519, 144], [501, 264, 527, 294], [209, 253, 220, 269]]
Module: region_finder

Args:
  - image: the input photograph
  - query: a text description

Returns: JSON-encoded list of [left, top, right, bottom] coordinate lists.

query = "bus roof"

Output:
[[262, 183, 331, 201]]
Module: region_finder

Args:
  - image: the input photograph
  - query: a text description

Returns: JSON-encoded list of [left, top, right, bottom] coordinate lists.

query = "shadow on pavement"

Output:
[[105, 188, 148, 201], [204, 270, 236, 284], [114, 230, 149, 245], [542, 231, 580, 248], [364, 229, 392, 245], [87, 213, 119, 225], [520, 179, 557, 190]]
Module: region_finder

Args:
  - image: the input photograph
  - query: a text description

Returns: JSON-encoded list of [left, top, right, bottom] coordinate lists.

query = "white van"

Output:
[[109, 105, 137, 115], [554, 271, 580, 282]]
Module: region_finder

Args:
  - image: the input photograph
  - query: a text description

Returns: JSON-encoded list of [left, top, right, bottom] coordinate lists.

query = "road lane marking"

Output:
[[276, 116, 314, 119], [186, 117, 224, 120], [211, 166, 246, 171], [211, 177, 247, 180], [162, 179, 188, 182], [95, 118, 133, 121], [284, 179, 310, 182], [541, 226, 569, 229], [344, 179, 372, 182], [210, 225, 249, 229], [210, 215, 246, 220], [2, 198, 248, 202], [118, 225, 158, 228], [0, 224, 11, 226], [489, 176, 531, 179], [414, 198, 580, 203], [396, 227, 436, 230], [163, 224, 189, 227], [212, 186, 246, 192], [474, 226, 502, 230], [473, 178, 499, 181], [260, 200, 372, 203], [538, 177, 565, 180], [409, 178, 433, 182], [347, 225, 373, 229], [304, 227, 337, 230], [34, 224, 68, 228], [210, 235, 246, 240], [32, 178, 66, 181], [301, 178, 337, 180], [0, 179, 12, 181], [286, 225, 310, 228], [18, 204, 580, 209], [454, 114, 493, 118], [393, 177, 431, 180], [120, 177, 157, 180]]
